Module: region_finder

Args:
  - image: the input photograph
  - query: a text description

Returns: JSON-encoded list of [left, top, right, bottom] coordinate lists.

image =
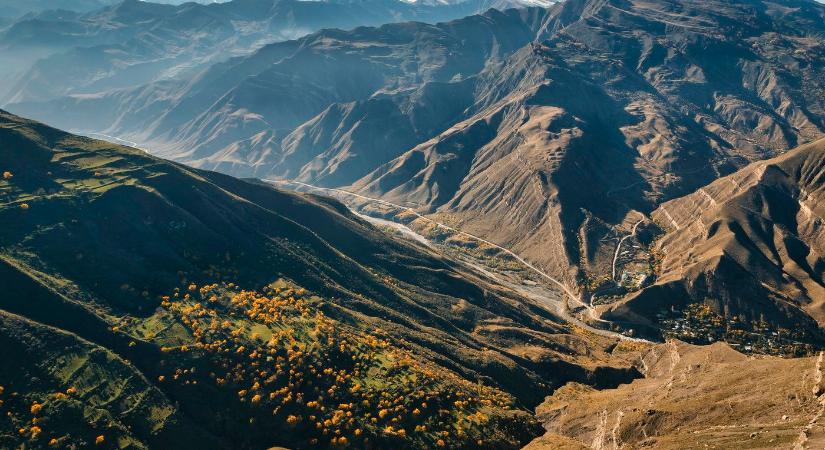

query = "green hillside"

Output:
[[0, 110, 635, 448]]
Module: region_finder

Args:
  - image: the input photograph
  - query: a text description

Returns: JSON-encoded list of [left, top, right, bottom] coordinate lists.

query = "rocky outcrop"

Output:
[[527, 341, 824, 449]]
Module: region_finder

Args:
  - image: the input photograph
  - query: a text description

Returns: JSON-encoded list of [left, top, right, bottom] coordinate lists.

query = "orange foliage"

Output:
[[152, 281, 522, 448]]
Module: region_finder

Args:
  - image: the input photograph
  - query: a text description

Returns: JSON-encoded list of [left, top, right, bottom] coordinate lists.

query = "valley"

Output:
[[265, 178, 639, 341], [268, 175, 825, 358], [9, 0, 825, 346], [3, 0, 825, 448], [0, 109, 638, 449]]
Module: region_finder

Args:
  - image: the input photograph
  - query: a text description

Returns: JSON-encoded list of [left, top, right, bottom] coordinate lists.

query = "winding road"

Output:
[[612, 217, 645, 281], [83, 132, 646, 342], [83, 132, 143, 149], [266, 179, 648, 342]]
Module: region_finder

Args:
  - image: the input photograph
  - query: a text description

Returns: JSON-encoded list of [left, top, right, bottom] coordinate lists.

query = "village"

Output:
[[658, 304, 820, 357]]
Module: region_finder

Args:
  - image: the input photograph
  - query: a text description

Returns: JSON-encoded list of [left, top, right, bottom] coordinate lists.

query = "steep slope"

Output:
[[351, 0, 825, 292], [527, 340, 825, 449], [601, 138, 825, 344], [0, 309, 219, 449], [0, 110, 638, 448], [226, 77, 479, 185]]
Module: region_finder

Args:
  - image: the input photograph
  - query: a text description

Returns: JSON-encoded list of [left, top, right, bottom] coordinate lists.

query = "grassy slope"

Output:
[[0, 309, 218, 449], [0, 110, 637, 448]]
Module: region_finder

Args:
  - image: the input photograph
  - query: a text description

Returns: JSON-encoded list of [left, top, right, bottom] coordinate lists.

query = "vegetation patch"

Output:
[[137, 281, 541, 449]]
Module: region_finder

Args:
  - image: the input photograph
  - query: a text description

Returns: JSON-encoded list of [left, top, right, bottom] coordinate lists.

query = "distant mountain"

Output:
[[7, 6, 555, 158], [0, 0, 533, 104], [0, 109, 636, 448], [0, 0, 117, 18], [0, 0, 273, 19]]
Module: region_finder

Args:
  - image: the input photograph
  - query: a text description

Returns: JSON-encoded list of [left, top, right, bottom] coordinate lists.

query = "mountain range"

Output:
[[0, 0, 539, 105], [4, 0, 825, 447], [10, 0, 825, 343], [0, 0, 119, 19]]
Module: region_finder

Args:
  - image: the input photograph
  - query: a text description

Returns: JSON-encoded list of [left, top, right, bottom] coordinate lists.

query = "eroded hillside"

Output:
[[526, 340, 825, 449], [603, 138, 825, 347]]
